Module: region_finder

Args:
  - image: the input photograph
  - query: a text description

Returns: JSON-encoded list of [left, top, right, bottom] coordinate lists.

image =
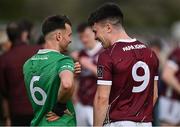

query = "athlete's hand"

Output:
[[74, 62, 81, 76], [79, 57, 93, 69], [46, 111, 59, 122], [46, 109, 72, 122]]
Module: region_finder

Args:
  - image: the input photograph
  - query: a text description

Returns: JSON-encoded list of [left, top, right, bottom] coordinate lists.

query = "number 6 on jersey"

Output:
[[30, 76, 47, 105]]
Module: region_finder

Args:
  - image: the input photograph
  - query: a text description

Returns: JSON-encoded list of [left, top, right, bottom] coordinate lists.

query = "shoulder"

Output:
[[57, 54, 74, 73], [27, 45, 42, 53], [23, 54, 36, 71], [58, 54, 74, 64], [98, 49, 113, 64], [0, 52, 10, 65], [168, 47, 180, 63], [98, 49, 109, 60]]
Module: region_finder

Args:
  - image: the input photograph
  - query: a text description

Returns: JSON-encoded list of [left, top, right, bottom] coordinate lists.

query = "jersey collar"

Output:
[[115, 38, 137, 43], [37, 49, 60, 54], [86, 42, 102, 57]]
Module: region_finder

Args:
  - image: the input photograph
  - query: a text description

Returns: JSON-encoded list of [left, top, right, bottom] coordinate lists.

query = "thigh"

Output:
[[159, 97, 180, 125], [86, 105, 93, 126], [75, 103, 88, 126]]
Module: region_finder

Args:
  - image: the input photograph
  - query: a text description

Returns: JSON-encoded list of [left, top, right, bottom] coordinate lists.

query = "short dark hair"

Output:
[[77, 22, 90, 33], [6, 22, 22, 43], [18, 19, 33, 40], [88, 3, 123, 27], [37, 35, 45, 45], [42, 15, 72, 36], [18, 19, 33, 32]]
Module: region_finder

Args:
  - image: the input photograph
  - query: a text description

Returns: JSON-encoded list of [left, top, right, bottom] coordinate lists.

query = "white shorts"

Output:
[[75, 102, 93, 126], [159, 96, 180, 125], [104, 121, 152, 127]]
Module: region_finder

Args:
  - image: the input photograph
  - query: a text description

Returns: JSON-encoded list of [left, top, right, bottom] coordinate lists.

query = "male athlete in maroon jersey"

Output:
[[88, 3, 159, 126]]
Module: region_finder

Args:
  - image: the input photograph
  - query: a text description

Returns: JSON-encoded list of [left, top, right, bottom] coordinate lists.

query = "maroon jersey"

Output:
[[165, 48, 180, 100], [0, 42, 41, 116], [97, 39, 159, 123], [78, 43, 103, 106]]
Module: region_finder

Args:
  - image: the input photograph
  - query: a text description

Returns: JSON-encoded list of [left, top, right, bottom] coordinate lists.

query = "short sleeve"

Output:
[[152, 51, 159, 80], [58, 56, 74, 74], [97, 52, 112, 85]]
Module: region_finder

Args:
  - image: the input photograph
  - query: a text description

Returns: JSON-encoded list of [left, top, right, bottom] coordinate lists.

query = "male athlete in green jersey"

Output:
[[23, 15, 80, 126]]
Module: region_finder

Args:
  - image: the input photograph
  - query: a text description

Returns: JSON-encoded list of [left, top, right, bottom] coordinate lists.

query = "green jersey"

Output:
[[23, 49, 76, 126]]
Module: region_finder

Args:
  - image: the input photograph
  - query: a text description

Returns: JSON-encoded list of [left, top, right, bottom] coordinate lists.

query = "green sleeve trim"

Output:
[[58, 56, 75, 74], [58, 64, 74, 73]]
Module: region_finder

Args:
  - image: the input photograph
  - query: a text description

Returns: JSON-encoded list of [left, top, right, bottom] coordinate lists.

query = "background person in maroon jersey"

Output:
[[0, 31, 12, 126], [0, 21, 41, 126], [71, 22, 103, 126], [161, 46, 180, 126], [88, 3, 159, 126]]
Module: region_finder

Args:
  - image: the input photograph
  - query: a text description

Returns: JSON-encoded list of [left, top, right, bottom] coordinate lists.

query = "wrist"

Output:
[[52, 102, 67, 116]]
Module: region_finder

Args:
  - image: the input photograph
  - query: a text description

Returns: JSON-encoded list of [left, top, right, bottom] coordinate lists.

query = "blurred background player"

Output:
[[160, 43, 180, 126], [88, 3, 159, 126], [0, 21, 41, 126], [71, 22, 103, 126], [18, 19, 34, 44], [23, 15, 81, 126], [148, 38, 165, 126], [0, 31, 11, 54], [0, 31, 11, 125]]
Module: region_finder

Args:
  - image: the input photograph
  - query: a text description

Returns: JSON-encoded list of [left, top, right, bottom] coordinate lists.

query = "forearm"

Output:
[[153, 92, 158, 106], [162, 64, 180, 94], [57, 84, 74, 103], [153, 81, 158, 106], [94, 97, 109, 126], [164, 76, 180, 94]]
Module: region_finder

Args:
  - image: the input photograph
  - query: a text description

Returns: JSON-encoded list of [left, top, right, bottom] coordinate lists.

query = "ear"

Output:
[[105, 23, 112, 33], [56, 31, 62, 42]]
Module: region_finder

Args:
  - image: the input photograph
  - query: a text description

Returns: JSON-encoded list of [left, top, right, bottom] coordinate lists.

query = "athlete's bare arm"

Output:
[[162, 63, 180, 94], [46, 70, 74, 122], [153, 80, 158, 106], [94, 85, 111, 126], [58, 70, 74, 103]]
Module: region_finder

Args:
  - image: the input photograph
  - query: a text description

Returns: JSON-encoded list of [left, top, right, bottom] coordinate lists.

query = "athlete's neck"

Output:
[[110, 30, 132, 45], [44, 40, 60, 52], [87, 40, 98, 50]]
